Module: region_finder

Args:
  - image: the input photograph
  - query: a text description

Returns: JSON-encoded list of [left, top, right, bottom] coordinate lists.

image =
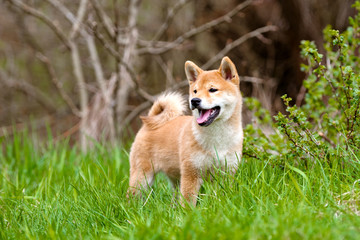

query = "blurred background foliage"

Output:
[[0, 0, 356, 147]]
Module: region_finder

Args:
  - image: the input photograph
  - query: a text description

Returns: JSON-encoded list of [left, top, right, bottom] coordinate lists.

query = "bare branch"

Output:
[[54, 122, 80, 141], [137, 0, 254, 55], [70, 41, 88, 115], [42, 1, 89, 120], [0, 70, 56, 112], [81, 75, 117, 145], [70, 0, 89, 39], [46, 0, 76, 22], [296, 85, 307, 106], [241, 76, 266, 84], [201, 25, 278, 69], [116, 0, 143, 127], [85, 3, 155, 104], [36, 53, 81, 117], [47, 0, 110, 103], [7, 0, 90, 124], [160, 25, 278, 93], [152, 0, 191, 41], [0, 115, 53, 138], [318, 131, 336, 148], [88, 0, 155, 104], [90, 28, 154, 102], [12, 8, 80, 116], [155, 56, 176, 87], [120, 101, 152, 130], [6, 0, 70, 50], [89, 0, 115, 39], [86, 34, 108, 99]]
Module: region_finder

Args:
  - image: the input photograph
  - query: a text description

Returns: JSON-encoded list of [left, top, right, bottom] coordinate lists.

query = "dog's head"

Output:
[[185, 56, 240, 127]]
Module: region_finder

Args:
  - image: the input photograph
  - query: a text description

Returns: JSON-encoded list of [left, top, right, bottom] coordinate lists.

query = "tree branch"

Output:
[[116, 0, 143, 128], [47, 0, 110, 104], [69, 42, 88, 116], [137, 0, 254, 55], [89, 14, 155, 103], [155, 56, 176, 87], [6, 0, 70, 50], [160, 25, 278, 93], [120, 101, 152, 130], [43, 0, 89, 124], [0, 70, 56, 112], [36, 53, 81, 117], [201, 25, 278, 69], [151, 0, 191, 41], [12, 8, 80, 116], [89, 0, 115, 39], [70, 0, 89, 39]]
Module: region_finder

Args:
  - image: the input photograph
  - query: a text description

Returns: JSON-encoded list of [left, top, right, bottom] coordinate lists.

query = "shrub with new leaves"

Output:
[[244, 1, 360, 167]]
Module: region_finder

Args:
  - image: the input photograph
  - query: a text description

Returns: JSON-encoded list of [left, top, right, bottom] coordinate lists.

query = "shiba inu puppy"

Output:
[[128, 56, 243, 206]]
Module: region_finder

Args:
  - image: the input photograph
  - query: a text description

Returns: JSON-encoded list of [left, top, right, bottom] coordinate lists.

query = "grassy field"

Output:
[[1, 133, 360, 239]]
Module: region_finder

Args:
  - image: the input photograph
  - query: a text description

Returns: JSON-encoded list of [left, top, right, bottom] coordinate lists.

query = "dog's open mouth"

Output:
[[197, 106, 220, 126]]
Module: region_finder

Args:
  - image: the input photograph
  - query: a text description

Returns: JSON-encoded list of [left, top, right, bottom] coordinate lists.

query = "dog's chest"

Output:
[[190, 149, 240, 170], [190, 118, 243, 170], [192, 121, 242, 149]]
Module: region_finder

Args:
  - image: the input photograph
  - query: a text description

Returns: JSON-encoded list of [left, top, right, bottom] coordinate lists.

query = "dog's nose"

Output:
[[191, 98, 201, 109]]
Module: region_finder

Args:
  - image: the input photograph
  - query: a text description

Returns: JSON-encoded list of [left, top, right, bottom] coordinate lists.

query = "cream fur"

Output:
[[128, 56, 243, 206]]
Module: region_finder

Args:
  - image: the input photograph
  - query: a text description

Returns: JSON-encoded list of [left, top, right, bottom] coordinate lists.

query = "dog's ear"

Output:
[[185, 61, 203, 83], [219, 56, 239, 85]]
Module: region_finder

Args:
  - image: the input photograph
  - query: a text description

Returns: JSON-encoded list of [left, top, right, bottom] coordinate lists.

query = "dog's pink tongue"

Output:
[[197, 109, 211, 124]]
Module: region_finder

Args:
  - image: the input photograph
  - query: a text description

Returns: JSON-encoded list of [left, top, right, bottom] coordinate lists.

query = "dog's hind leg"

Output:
[[127, 158, 155, 197], [128, 172, 154, 197], [168, 178, 180, 206]]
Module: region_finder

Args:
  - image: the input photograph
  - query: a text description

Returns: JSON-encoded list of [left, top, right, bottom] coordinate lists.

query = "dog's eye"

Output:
[[194, 90, 197, 94], [209, 88, 218, 93]]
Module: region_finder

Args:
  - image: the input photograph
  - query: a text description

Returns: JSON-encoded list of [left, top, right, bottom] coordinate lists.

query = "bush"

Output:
[[244, 1, 360, 169]]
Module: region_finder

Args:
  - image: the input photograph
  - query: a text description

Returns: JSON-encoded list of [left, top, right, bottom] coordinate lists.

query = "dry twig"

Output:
[[89, 0, 115, 39], [70, 0, 89, 39], [202, 25, 278, 69], [137, 0, 254, 55], [151, 0, 191, 41], [116, 0, 143, 129], [0, 70, 56, 112], [12, 9, 80, 116], [6, 0, 70, 49]]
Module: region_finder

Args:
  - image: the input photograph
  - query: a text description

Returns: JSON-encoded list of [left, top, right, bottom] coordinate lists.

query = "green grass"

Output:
[[1, 133, 360, 239]]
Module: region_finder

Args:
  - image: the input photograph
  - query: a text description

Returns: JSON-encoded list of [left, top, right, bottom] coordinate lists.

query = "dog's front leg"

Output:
[[180, 161, 201, 207]]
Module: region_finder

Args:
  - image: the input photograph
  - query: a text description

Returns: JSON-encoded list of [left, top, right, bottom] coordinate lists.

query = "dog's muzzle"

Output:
[[191, 98, 201, 110], [190, 97, 221, 127]]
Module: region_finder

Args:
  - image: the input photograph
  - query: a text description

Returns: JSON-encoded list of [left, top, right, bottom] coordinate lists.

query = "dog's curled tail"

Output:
[[141, 92, 186, 129]]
